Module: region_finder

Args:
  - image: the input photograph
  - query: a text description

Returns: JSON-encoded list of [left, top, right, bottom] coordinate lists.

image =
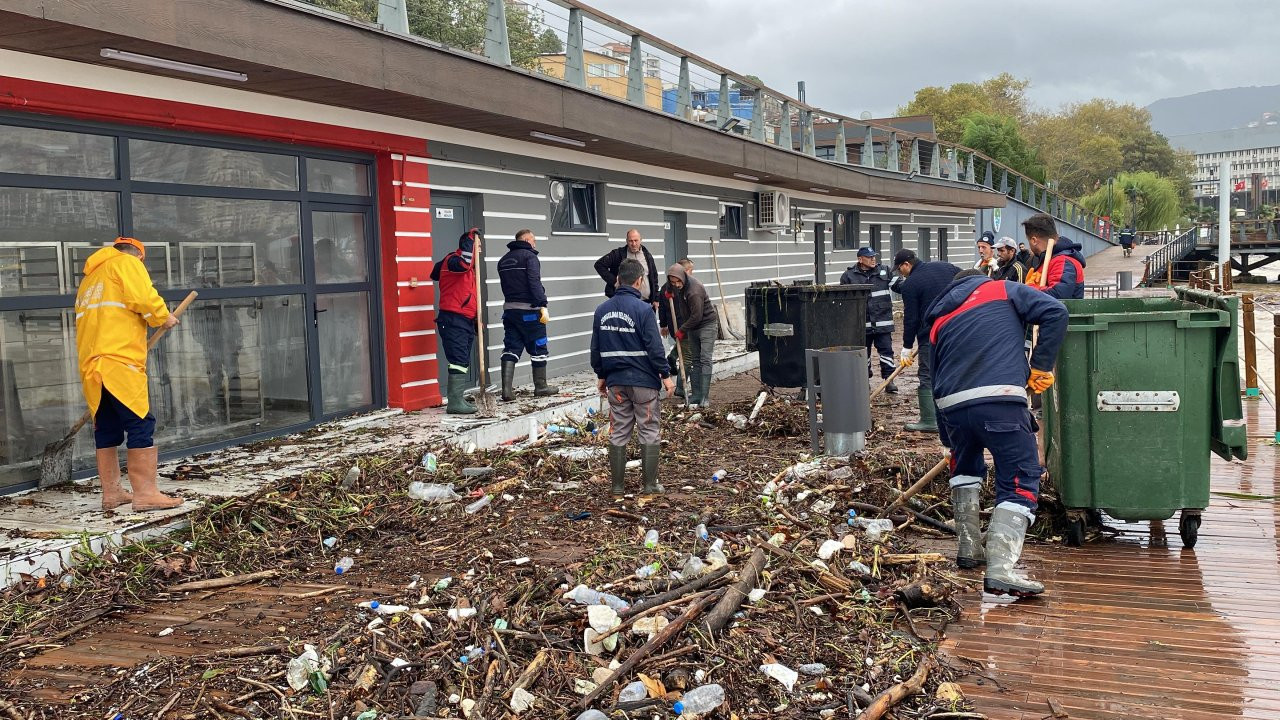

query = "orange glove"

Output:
[[1028, 369, 1055, 394]]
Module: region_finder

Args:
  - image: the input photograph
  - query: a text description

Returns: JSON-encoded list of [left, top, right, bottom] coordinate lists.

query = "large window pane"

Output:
[[0, 188, 120, 296], [317, 292, 372, 415], [150, 297, 310, 448], [0, 309, 86, 491], [129, 139, 298, 190], [0, 125, 116, 178], [312, 211, 368, 284], [307, 159, 369, 196], [132, 195, 301, 287]]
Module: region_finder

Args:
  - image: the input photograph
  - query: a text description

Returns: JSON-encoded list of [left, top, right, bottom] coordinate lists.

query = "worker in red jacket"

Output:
[[431, 230, 481, 414], [1022, 214, 1086, 299]]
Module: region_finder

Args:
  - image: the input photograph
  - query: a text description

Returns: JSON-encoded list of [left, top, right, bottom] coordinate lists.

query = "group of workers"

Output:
[[76, 211, 1080, 596], [841, 213, 1083, 596]]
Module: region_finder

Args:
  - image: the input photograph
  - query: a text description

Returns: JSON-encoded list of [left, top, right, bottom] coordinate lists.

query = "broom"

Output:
[[471, 238, 498, 417]]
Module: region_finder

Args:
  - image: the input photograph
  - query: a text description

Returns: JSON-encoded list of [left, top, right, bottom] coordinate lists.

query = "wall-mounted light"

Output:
[[733, 173, 760, 182], [100, 48, 247, 82], [530, 131, 586, 148], [809, 187, 830, 194], [718, 117, 741, 132]]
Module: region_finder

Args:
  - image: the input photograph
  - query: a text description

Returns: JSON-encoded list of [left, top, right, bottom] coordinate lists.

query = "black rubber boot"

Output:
[[532, 366, 558, 397], [445, 373, 477, 415], [640, 444, 663, 494], [608, 444, 627, 496], [500, 360, 516, 402], [905, 387, 938, 432], [952, 485, 986, 569]]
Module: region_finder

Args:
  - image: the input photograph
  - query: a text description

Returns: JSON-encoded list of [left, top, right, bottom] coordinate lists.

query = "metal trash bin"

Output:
[[745, 282, 871, 387], [804, 345, 871, 455], [1042, 288, 1247, 548], [1116, 270, 1133, 291]]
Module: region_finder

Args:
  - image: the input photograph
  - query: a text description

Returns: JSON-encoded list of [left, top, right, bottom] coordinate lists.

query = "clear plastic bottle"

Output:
[[465, 495, 493, 514], [673, 684, 724, 717], [705, 539, 727, 570], [546, 424, 579, 436], [710, 469, 726, 483], [334, 557, 354, 574], [576, 711, 608, 720], [408, 482, 461, 501], [680, 555, 705, 578], [635, 562, 661, 579], [563, 584, 630, 612], [643, 529, 659, 548], [695, 523, 709, 541], [619, 680, 647, 702], [421, 452, 438, 472]]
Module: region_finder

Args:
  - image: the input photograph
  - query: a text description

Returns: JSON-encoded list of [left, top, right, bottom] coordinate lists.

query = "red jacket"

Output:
[[432, 239, 478, 319]]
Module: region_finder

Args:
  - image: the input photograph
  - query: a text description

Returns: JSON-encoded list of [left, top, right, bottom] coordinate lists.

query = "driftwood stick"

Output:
[[167, 569, 281, 593], [702, 548, 766, 636], [623, 565, 730, 617], [577, 591, 721, 709], [216, 644, 287, 658], [508, 649, 549, 697], [883, 457, 949, 515], [471, 659, 499, 719], [860, 656, 935, 720]]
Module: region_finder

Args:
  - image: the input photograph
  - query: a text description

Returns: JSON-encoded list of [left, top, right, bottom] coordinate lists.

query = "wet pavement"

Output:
[[943, 398, 1280, 719]]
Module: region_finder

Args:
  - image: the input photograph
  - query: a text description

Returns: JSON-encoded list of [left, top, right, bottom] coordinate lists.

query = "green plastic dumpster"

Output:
[[1042, 287, 1247, 548]]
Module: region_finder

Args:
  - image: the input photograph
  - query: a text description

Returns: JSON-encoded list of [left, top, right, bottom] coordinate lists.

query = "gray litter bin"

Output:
[[804, 345, 871, 455], [1116, 270, 1133, 292]]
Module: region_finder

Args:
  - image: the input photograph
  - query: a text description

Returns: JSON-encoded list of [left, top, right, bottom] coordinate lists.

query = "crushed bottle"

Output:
[[635, 562, 661, 579], [408, 482, 461, 502], [618, 680, 647, 702], [710, 469, 726, 483], [672, 684, 724, 717], [695, 523, 709, 541], [851, 517, 895, 541], [334, 557, 354, 574], [563, 584, 630, 612], [643, 529, 659, 548], [465, 495, 494, 514]]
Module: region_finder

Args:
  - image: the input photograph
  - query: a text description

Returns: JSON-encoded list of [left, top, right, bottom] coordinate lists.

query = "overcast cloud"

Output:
[[578, 0, 1280, 117]]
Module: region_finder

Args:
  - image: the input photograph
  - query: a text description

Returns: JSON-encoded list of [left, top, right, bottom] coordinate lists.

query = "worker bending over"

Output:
[[924, 268, 1068, 596], [893, 250, 961, 432], [76, 237, 184, 513]]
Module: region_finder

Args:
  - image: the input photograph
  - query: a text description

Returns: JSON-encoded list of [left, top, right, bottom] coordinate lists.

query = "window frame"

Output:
[[719, 202, 746, 240], [549, 178, 602, 234], [833, 210, 860, 251], [868, 224, 882, 254]]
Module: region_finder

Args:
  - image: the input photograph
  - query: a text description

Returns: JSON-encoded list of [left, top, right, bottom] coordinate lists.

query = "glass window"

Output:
[[316, 291, 372, 415], [129, 139, 298, 190], [131, 195, 301, 287], [307, 159, 370, 196], [834, 210, 860, 250], [0, 188, 120, 296], [937, 227, 949, 261], [890, 225, 903, 256], [312, 211, 368, 284], [0, 125, 116, 178], [869, 224, 881, 254], [550, 179, 600, 233], [917, 227, 931, 260], [719, 204, 744, 239]]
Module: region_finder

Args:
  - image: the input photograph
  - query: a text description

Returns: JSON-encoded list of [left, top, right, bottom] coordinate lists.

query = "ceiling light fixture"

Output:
[[733, 173, 760, 181], [530, 131, 586, 148], [100, 48, 247, 82], [809, 187, 830, 193]]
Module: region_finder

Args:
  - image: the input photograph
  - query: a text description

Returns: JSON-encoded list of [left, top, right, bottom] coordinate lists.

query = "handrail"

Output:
[[1140, 228, 1198, 287]]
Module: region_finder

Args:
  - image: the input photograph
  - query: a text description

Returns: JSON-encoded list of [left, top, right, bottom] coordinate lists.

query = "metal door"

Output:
[[430, 194, 482, 389], [663, 211, 687, 272], [814, 222, 827, 284]]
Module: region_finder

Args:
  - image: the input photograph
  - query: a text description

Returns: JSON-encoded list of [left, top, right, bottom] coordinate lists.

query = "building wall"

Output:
[[534, 53, 664, 110], [975, 196, 1112, 260]]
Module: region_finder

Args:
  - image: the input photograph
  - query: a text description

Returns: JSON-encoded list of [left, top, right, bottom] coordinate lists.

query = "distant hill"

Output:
[[1147, 85, 1280, 136]]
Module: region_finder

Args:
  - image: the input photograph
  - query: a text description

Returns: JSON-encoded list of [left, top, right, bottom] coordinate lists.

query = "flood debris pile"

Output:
[[1, 394, 979, 719]]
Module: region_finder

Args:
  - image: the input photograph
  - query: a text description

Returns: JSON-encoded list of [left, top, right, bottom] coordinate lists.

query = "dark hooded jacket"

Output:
[[590, 285, 669, 390], [899, 260, 962, 348], [1027, 239, 1086, 300], [923, 276, 1068, 413], [840, 262, 894, 334], [497, 238, 548, 308], [595, 245, 660, 303], [659, 264, 717, 335]]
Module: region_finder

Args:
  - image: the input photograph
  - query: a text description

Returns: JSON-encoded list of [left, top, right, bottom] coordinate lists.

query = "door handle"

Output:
[[313, 305, 328, 327]]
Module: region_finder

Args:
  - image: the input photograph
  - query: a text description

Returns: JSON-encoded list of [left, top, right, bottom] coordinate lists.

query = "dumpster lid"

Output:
[[1176, 288, 1248, 462]]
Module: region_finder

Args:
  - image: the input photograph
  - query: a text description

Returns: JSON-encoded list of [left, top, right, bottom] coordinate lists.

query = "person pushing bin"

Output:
[[924, 268, 1068, 596]]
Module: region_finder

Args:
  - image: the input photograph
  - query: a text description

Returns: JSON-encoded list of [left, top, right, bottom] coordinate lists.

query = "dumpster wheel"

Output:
[[1064, 509, 1088, 547], [1179, 510, 1202, 549]]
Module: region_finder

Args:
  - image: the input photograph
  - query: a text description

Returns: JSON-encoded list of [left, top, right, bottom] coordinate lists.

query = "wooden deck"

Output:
[[943, 398, 1280, 719]]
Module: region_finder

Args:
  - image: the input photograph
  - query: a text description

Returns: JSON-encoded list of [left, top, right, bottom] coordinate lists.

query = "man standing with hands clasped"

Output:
[[591, 259, 674, 496]]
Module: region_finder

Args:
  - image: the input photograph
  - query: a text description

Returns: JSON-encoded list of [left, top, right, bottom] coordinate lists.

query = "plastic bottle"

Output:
[[619, 680, 647, 702], [546, 424, 579, 436], [563, 584, 630, 612], [458, 646, 484, 663], [465, 495, 493, 514], [695, 523, 709, 541], [798, 662, 827, 676], [680, 555, 705, 578], [705, 540, 727, 570], [846, 509, 858, 526], [635, 562, 661, 579], [421, 452, 438, 472], [576, 711, 608, 720], [359, 600, 410, 615], [643, 529, 659, 548], [334, 557, 354, 574], [673, 684, 725, 717], [408, 482, 461, 502], [710, 469, 726, 483]]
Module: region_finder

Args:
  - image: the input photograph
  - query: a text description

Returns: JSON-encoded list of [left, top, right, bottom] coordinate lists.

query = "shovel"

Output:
[[38, 291, 198, 488], [470, 238, 498, 417]]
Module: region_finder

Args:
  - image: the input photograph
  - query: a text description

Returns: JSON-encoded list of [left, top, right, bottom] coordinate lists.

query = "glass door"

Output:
[[307, 206, 380, 417]]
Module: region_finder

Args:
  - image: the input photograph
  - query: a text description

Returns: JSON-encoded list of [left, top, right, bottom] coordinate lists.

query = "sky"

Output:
[[575, 0, 1280, 118]]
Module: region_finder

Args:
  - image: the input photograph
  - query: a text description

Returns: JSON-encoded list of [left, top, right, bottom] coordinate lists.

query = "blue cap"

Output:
[[856, 247, 876, 258]]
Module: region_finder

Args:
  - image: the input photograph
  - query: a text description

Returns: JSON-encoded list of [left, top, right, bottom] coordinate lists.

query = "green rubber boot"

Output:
[[905, 387, 938, 433], [445, 373, 476, 415], [500, 360, 516, 402], [532, 365, 558, 397], [640, 444, 663, 494], [608, 444, 627, 496]]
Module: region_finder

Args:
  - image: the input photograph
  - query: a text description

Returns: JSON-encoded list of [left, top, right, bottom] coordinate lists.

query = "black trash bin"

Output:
[[745, 281, 871, 387]]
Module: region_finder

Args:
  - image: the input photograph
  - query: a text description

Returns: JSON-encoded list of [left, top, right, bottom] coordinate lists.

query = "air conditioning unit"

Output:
[[757, 191, 791, 228]]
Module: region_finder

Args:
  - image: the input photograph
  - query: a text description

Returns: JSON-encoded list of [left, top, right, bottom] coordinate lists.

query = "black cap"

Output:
[[893, 249, 917, 267], [979, 230, 995, 244]]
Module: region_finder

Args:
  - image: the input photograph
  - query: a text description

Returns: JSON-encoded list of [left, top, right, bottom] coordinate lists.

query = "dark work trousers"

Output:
[[501, 309, 549, 367], [867, 331, 895, 379], [938, 401, 1042, 517], [915, 340, 934, 390], [94, 387, 156, 449], [436, 310, 476, 375]]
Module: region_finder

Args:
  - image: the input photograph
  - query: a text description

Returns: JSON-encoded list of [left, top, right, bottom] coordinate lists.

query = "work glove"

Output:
[[675, 329, 686, 341], [1028, 369, 1055, 394], [539, 307, 549, 324], [898, 348, 914, 368]]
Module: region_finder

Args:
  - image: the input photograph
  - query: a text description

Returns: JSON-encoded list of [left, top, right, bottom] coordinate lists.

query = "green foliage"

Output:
[[960, 112, 1044, 183], [898, 73, 1031, 143], [535, 28, 563, 55], [1078, 172, 1182, 230]]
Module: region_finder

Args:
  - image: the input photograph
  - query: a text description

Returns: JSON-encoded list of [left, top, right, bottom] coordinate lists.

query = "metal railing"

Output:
[[1140, 228, 1199, 287], [280, 0, 1099, 231]]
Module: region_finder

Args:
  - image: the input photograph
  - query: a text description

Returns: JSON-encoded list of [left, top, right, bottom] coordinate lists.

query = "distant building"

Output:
[[1172, 125, 1280, 206], [535, 50, 663, 110], [598, 42, 660, 79]]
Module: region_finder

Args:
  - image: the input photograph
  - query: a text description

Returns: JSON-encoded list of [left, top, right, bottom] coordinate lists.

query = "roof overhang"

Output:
[[0, 0, 1003, 209]]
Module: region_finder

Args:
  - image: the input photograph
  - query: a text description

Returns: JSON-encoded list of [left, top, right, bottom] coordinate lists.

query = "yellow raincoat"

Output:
[[75, 247, 170, 419]]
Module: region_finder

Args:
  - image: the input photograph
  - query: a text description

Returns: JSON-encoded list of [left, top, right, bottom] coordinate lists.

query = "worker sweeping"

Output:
[[590, 259, 674, 496], [923, 268, 1068, 596], [75, 237, 184, 513]]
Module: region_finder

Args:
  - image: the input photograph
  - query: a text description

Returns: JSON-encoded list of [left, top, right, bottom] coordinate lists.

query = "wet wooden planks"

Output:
[[943, 400, 1280, 719]]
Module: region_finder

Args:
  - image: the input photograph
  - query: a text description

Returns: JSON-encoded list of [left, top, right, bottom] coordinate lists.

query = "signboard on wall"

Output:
[[992, 208, 1002, 233], [436, 208, 454, 219]]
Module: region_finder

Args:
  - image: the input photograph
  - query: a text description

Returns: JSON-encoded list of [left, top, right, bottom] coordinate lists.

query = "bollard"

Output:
[[1222, 261, 1233, 292], [1167, 259, 1173, 287], [1242, 294, 1258, 397]]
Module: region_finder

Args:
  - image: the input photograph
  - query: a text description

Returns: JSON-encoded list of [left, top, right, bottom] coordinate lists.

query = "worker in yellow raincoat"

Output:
[[75, 237, 184, 512]]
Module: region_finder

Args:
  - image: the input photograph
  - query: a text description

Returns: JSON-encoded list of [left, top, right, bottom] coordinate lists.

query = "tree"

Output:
[[1078, 172, 1182, 231], [898, 73, 1031, 143], [960, 112, 1045, 183], [535, 28, 563, 55]]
